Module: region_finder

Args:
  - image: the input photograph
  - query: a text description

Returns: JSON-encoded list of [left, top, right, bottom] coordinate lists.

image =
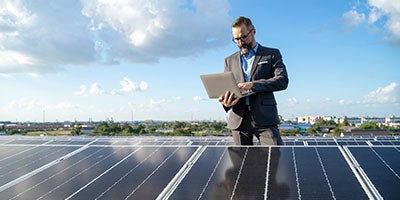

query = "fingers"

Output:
[[219, 91, 240, 107], [237, 82, 253, 91], [232, 95, 240, 104]]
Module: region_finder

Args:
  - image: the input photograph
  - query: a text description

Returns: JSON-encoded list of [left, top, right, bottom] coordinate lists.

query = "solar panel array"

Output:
[[0, 136, 399, 199]]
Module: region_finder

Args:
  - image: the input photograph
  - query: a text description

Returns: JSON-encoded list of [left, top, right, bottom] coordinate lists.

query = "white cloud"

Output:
[[89, 82, 104, 95], [119, 77, 148, 93], [341, 10, 366, 30], [47, 102, 80, 110], [287, 97, 298, 107], [3, 98, 42, 112], [368, 0, 400, 43], [323, 97, 331, 103], [150, 98, 167, 107], [343, 0, 400, 44], [362, 82, 399, 104], [0, 0, 96, 75], [81, 0, 231, 63], [339, 99, 356, 105], [74, 85, 87, 96], [193, 96, 207, 101], [172, 96, 182, 101], [338, 82, 399, 106], [74, 77, 147, 96], [0, 0, 231, 75]]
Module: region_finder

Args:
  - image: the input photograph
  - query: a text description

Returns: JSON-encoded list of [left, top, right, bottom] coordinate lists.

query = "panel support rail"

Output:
[[339, 146, 383, 200], [157, 145, 207, 200]]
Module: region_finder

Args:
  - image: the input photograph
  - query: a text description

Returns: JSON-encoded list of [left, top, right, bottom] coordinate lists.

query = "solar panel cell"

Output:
[[348, 147, 400, 199]]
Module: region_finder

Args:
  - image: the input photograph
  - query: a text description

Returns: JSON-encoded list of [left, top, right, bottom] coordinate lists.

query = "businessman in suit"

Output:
[[219, 16, 289, 145]]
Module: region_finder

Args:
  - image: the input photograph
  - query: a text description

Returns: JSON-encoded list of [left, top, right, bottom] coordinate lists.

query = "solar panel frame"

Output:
[[0, 135, 399, 199], [345, 146, 400, 200]]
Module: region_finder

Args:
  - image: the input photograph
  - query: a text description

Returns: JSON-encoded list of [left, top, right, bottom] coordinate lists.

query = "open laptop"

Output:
[[200, 72, 254, 99]]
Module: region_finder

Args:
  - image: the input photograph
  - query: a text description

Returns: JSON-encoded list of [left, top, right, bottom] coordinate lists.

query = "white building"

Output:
[[385, 116, 400, 127]]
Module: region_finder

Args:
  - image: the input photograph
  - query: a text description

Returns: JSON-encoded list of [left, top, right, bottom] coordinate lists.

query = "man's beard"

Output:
[[239, 41, 254, 55]]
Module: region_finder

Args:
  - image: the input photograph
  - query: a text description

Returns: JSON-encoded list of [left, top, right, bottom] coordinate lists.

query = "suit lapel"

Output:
[[233, 52, 245, 83], [250, 46, 263, 80]]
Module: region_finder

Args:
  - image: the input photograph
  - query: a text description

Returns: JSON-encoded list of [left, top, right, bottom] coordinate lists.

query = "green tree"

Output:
[[307, 123, 320, 135], [133, 124, 146, 135], [7, 129, 22, 135], [359, 122, 379, 129], [333, 127, 342, 136], [318, 119, 337, 126], [92, 122, 110, 135], [109, 122, 121, 135], [173, 121, 186, 129], [342, 116, 349, 126], [173, 128, 192, 136], [71, 122, 82, 136], [121, 123, 134, 135]]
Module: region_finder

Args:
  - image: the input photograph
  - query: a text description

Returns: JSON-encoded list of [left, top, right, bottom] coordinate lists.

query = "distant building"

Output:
[[385, 116, 400, 127], [296, 116, 323, 124], [362, 117, 385, 125], [156, 128, 174, 133], [345, 117, 362, 127], [323, 116, 338, 123], [342, 129, 390, 136]]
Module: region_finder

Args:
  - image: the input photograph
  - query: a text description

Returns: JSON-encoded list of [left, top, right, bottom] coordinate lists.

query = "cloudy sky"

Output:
[[0, 0, 399, 122]]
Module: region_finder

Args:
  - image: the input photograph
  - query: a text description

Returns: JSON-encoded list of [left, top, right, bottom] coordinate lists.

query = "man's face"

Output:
[[232, 24, 255, 55]]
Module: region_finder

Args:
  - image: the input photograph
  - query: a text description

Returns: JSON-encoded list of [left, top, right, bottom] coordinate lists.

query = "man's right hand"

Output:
[[218, 91, 240, 107]]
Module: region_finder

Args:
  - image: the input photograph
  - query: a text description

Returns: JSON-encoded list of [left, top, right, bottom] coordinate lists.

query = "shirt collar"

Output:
[[242, 43, 259, 57], [252, 43, 259, 55]]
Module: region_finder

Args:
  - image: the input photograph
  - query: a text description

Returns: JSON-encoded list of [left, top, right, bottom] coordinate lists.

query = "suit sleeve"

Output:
[[221, 58, 232, 112], [252, 49, 289, 93]]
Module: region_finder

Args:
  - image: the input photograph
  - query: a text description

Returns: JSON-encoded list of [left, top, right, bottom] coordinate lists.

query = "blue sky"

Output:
[[0, 0, 399, 122]]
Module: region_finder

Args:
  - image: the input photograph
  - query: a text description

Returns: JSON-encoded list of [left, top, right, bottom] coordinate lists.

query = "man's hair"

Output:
[[232, 16, 254, 29]]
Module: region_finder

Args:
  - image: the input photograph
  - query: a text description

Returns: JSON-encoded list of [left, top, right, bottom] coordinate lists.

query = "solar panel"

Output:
[[0, 136, 398, 199], [0, 146, 197, 200], [0, 146, 80, 187], [165, 147, 369, 199], [346, 146, 400, 199]]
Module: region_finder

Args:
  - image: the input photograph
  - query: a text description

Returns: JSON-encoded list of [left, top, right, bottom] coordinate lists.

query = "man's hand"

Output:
[[237, 82, 253, 92], [218, 91, 240, 107]]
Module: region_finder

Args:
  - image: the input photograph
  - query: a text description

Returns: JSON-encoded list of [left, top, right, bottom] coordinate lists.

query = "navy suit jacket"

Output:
[[223, 45, 289, 129]]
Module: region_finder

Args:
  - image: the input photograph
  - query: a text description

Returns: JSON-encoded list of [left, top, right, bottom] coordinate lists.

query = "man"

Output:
[[219, 16, 289, 145]]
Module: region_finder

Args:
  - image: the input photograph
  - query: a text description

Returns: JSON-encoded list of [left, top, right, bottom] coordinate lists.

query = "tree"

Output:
[[7, 129, 22, 135], [109, 122, 121, 135], [173, 121, 186, 129], [318, 119, 337, 126], [342, 116, 349, 126], [172, 128, 192, 136], [333, 127, 342, 136], [121, 123, 134, 135], [359, 122, 379, 130], [71, 122, 82, 136], [133, 124, 146, 135], [307, 123, 320, 135], [92, 122, 110, 135]]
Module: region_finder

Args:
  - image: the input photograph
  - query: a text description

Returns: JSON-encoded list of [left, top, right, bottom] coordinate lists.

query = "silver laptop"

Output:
[[200, 72, 254, 99]]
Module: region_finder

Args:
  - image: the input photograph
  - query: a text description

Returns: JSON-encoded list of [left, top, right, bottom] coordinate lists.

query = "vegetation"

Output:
[[71, 122, 83, 136], [2, 116, 398, 136], [280, 129, 299, 136], [359, 121, 379, 130], [26, 130, 71, 136], [90, 121, 230, 136], [306, 119, 343, 136]]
